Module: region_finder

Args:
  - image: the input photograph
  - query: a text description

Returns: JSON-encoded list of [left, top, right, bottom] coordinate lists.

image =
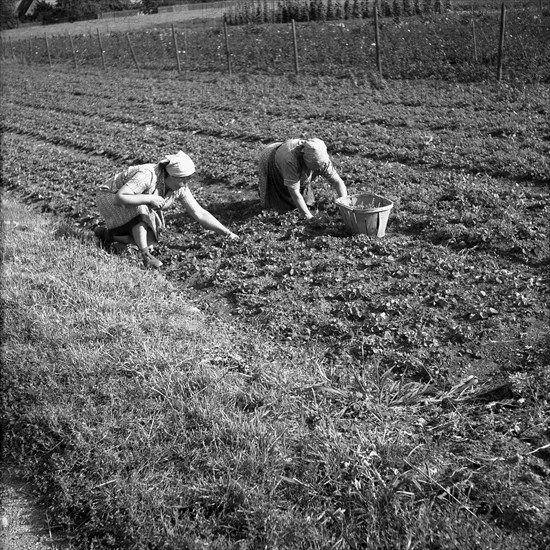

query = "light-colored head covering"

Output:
[[302, 138, 330, 171], [162, 151, 195, 177]]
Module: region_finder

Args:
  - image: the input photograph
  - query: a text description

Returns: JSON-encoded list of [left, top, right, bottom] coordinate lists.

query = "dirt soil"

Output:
[[1, 467, 71, 550]]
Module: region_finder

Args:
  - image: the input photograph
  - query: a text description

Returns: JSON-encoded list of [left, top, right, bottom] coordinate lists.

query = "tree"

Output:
[[381, 0, 392, 16], [326, 0, 335, 19], [255, 1, 263, 23], [308, 0, 315, 19], [28, 0, 60, 24], [55, 0, 96, 20], [334, 0, 343, 20], [393, 0, 400, 16], [141, 0, 158, 13], [392, 0, 400, 19], [0, 0, 19, 29], [53, 0, 136, 21], [287, 0, 300, 21], [243, 0, 252, 23], [282, 0, 289, 21], [300, 0, 310, 21], [318, 0, 327, 21], [344, 0, 351, 19]]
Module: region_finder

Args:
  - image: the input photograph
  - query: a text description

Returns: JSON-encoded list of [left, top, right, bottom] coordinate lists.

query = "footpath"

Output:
[[1, 468, 71, 550]]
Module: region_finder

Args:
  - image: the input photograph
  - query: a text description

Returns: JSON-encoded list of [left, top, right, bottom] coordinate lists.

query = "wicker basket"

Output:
[[336, 193, 394, 237]]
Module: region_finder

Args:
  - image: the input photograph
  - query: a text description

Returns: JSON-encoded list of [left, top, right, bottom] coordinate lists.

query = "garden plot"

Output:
[[1, 62, 549, 548]]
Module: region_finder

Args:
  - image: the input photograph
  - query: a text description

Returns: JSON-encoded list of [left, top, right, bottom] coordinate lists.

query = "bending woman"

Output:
[[258, 138, 348, 219], [95, 151, 238, 268]]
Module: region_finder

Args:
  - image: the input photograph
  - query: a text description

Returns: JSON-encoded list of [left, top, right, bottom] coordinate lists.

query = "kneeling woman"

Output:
[[95, 151, 238, 268], [258, 138, 348, 219]]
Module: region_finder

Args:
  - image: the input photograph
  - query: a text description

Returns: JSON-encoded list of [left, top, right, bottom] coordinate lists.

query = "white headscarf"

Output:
[[303, 138, 330, 171], [162, 151, 195, 177]]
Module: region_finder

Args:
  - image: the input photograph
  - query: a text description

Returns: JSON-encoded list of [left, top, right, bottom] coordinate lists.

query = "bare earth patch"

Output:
[[1, 468, 71, 550]]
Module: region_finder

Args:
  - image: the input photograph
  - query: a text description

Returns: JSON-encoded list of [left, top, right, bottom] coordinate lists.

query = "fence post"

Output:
[[97, 29, 106, 70], [126, 33, 140, 71], [497, 3, 506, 81], [68, 33, 78, 69], [471, 20, 477, 63], [45, 34, 52, 67], [171, 24, 181, 73], [183, 28, 187, 69], [291, 19, 299, 76], [374, 6, 382, 75], [223, 16, 232, 75]]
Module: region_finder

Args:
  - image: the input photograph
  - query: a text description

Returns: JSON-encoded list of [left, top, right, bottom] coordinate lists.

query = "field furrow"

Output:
[[3, 65, 549, 184]]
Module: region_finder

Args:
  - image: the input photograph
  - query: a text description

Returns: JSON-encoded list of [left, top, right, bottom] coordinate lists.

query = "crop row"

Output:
[[2, 65, 547, 269], [2, 64, 548, 272], [3, 126, 547, 378], [2, 66, 549, 185]]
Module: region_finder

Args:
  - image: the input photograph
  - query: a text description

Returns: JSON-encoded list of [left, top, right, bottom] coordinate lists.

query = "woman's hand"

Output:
[[304, 212, 331, 228], [287, 187, 313, 219], [226, 232, 239, 241], [148, 196, 166, 209]]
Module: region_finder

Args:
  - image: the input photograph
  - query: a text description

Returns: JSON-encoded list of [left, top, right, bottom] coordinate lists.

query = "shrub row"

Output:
[[226, 0, 453, 25]]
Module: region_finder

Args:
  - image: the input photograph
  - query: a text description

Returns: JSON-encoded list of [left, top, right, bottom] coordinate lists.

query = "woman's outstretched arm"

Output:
[[178, 189, 238, 239]]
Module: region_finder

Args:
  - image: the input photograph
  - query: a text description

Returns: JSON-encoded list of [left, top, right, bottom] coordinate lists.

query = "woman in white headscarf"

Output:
[[95, 151, 238, 268], [258, 138, 348, 219]]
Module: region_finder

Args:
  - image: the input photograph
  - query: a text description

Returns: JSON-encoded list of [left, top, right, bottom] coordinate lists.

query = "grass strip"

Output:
[[1, 194, 542, 549]]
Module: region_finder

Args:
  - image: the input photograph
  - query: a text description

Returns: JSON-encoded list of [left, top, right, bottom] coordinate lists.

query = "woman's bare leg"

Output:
[[113, 235, 134, 244], [113, 226, 156, 251], [132, 222, 162, 268], [131, 223, 149, 250]]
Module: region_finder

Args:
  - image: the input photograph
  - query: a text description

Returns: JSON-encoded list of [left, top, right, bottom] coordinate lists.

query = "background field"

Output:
[[1, 8, 549, 550], [4, 0, 545, 40], [1, 0, 232, 38], [3, 7, 550, 84]]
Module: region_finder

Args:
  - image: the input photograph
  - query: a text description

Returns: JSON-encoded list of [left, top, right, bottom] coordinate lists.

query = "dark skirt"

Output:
[[259, 145, 315, 213], [96, 190, 163, 241]]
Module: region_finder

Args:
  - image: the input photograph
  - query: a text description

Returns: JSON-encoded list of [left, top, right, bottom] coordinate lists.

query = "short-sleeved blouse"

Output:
[[106, 163, 165, 196], [274, 139, 338, 192], [101, 162, 192, 204]]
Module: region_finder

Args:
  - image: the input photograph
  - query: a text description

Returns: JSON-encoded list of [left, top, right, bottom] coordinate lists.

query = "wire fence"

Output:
[[2, 3, 549, 83]]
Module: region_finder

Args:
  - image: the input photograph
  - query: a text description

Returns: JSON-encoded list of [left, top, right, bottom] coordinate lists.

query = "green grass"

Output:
[[3, 193, 546, 548]]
